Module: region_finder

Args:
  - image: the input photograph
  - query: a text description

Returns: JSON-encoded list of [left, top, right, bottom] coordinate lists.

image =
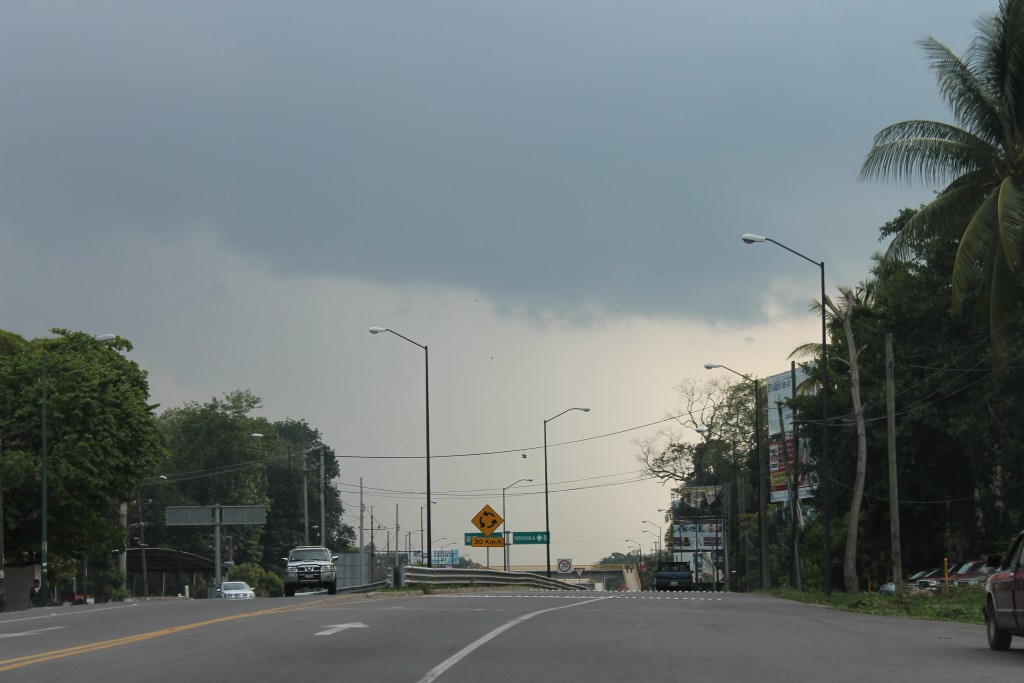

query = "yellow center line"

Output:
[[0, 597, 337, 672]]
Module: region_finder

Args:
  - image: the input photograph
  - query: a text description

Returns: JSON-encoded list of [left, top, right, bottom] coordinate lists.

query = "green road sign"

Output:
[[512, 532, 549, 544], [464, 533, 485, 545]]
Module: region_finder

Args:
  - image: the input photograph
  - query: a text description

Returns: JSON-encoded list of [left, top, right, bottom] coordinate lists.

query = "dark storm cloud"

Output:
[[0, 1, 981, 324]]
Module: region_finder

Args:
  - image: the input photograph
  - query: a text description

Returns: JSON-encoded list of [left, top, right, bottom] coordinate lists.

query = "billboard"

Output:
[[670, 517, 723, 584], [765, 365, 818, 502], [769, 435, 817, 503], [766, 366, 811, 436], [407, 549, 460, 566]]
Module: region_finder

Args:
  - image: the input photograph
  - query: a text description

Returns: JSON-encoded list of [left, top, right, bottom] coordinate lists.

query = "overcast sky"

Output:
[[1, 1, 989, 566]]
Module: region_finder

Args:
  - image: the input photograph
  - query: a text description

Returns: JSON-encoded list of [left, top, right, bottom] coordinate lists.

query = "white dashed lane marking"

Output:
[[431, 591, 724, 601]]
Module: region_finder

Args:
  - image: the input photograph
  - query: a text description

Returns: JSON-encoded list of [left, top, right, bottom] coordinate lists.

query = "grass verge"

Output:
[[771, 586, 986, 624]]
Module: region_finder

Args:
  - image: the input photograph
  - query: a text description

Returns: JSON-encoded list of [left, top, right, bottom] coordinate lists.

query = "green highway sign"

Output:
[[465, 533, 485, 545], [511, 532, 549, 544]]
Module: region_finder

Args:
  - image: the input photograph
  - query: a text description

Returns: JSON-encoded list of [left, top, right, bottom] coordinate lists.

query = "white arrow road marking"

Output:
[[0, 626, 65, 639], [315, 622, 369, 636]]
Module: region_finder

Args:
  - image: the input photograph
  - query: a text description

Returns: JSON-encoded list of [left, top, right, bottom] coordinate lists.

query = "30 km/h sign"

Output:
[[471, 537, 504, 548], [471, 505, 503, 537]]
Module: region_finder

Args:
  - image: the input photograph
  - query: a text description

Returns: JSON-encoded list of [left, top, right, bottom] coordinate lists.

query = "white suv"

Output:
[[283, 546, 338, 596]]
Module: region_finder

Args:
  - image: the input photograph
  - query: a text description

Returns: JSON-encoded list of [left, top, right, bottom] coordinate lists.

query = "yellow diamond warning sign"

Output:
[[471, 504, 504, 537]]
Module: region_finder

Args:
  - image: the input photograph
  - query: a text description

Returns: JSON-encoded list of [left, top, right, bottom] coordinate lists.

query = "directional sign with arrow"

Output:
[[471, 504, 504, 537]]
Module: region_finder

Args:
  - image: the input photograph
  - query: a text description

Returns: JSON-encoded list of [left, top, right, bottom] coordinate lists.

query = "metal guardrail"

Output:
[[403, 566, 589, 590], [336, 580, 390, 595]]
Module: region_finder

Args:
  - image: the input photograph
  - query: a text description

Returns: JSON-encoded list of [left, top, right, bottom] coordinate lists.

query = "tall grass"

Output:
[[771, 586, 985, 624]]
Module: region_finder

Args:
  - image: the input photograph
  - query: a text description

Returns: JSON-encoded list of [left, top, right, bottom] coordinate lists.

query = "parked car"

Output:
[[877, 582, 896, 595], [916, 560, 992, 592], [916, 565, 957, 592], [218, 581, 256, 599], [950, 559, 993, 588], [903, 567, 941, 592], [984, 531, 1024, 650]]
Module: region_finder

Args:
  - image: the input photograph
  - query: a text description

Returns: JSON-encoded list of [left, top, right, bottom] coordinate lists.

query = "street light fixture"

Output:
[[642, 520, 662, 559], [544, 407, 590, 578], [643, 529, 661, 558], [440, 542, 456, 566], [502, 478, 533, 571], [740, 233, 831, 596], [705, 362, 767, 589], [369, 326, 433, 566], [40, 333, 117, 607]]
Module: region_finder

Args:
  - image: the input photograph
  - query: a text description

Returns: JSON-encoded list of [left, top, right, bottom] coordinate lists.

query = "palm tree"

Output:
[[861, 0, 1024, 364], [793, 282, 874, 593]]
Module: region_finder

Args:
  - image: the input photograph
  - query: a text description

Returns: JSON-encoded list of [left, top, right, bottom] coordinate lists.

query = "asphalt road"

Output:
[[1, 590, 1022, 682]]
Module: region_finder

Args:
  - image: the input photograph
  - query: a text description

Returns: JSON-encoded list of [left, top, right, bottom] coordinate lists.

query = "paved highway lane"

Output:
[[2, 590, 1023, 682]]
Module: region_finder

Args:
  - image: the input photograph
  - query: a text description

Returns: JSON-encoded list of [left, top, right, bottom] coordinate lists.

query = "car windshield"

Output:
[[290, 549, 331, 562], [222, 582, 249, 591]]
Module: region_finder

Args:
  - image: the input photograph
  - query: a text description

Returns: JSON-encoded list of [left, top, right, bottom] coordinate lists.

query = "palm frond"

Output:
[[788, 342, 819, 361], [976, 0, 1024, 138], [997, 176, 1024, 271], [988, 238, 1017, 368], [951, 191, 1001, 313], [860, 121, 997, 186], [882, 176, 992, 263], [918, 36, 1003, 143]]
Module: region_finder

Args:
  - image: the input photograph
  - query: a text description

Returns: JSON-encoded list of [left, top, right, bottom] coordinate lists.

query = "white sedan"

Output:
[[219, 581, 256, 599]]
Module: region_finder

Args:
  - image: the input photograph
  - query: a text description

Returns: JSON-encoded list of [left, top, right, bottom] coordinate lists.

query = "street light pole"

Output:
[[39, 333, 116, 608], [544, 407, 590, 578], [704, 362, 767, 589], [370, 327, 432, 566], [502, 478, 533, 571], [643, 529, 660, 558], [741, 234, 831, 595], [642, 520, 662, 559]]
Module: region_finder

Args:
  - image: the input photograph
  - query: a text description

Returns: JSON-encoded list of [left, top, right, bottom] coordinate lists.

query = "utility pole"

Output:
[[302, 450, 310, 545], [319, 447, 325, 546], [118, 501, 127, 589], [755, 379, 770, 589], [886, 334, 904, 596], [776, 403, 802, 591], [394, 504, 400, 586], [136, 490, 149, 597], [0, 438, 5, 612], [359, 479, 365, 585]]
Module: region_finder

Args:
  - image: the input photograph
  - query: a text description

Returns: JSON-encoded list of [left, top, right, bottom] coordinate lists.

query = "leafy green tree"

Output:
[[154, 391, 270, 567], [152, 395, 354, 574], [861, 0, 1024, 364], [790, 206, 1024, 590], [246, 417, 355, 564], [0, 329, 165, 591]]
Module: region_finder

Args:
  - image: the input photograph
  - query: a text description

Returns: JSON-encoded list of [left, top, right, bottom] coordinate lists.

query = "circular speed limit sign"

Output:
[[557, 558, 572, 574]]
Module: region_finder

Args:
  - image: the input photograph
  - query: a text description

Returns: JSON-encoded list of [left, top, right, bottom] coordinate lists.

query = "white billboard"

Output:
[[765, 365, 813, 435]]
